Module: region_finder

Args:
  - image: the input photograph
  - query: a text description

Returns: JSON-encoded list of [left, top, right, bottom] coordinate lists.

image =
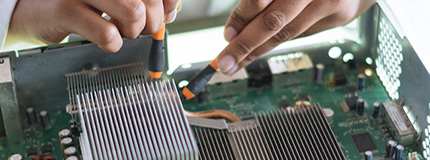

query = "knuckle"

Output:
[[144, 24, 161, 34], [123, 1, 145, 23], [273, 27, 293, 43], [235, 40, 253, 55], [121, 27, 140, 39], [244, 53, 257, 63], [230, 10, 249, 26], [166, 0, 179, 11], [262, 10, 287, 31], [249, 0, 268, 9], [98, 26, 117, 45], [146, 0, 159, 4]]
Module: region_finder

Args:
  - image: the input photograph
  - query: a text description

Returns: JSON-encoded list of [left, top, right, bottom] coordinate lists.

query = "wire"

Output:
[[184, 109, 241, 122]]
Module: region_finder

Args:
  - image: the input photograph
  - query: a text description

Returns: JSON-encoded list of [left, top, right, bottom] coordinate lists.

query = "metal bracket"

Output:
[[0, 57, 24, 143], [187, 116, 228, 130], [227, 119, 258, 133]]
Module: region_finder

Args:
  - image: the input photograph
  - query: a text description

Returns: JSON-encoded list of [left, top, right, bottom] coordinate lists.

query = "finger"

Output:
[[217, 0, 312, 74], [141, 0, 164, 34], [226, 2, 330, 75], [65, 4, 123, 53], [164, 0, 180, 23], [84, 0, 146, 39], [224, 0, 273, 41]]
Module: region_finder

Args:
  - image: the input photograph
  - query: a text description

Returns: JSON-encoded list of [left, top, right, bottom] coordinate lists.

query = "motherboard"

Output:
[[0, 50, 422, 160]]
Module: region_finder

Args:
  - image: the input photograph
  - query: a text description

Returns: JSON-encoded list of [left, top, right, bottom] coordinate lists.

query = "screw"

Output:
[[0, 59, 4, 64]]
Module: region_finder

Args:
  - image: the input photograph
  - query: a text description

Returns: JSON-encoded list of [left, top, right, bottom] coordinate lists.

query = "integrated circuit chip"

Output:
[[26, 146, 38, 156], [351, 132, 377, 153], [296, 93, 310, 101], [345, 96, 359, 110], [41, 144, 53, 154], [334, 73, 347, 86], [344, 85, 357, 95], [277, 100, 290, 108]]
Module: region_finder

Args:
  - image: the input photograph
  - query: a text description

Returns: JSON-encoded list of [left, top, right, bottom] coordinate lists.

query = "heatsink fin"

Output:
[[67, 63, 198, 160], [193, 104, 345, 160]]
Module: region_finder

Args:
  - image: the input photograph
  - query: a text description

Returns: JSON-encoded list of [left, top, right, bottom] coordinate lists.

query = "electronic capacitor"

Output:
[[357, 74, 365, 91], [8, 153, 23, 160], [323, 108, 334, 124], [371, 102, 380, 118], [364, 151, 373, 160], [385, 140, 398, 158], [39, 110, 52, 129], [59, 129, 72, 139], [26, 107, 38, 125], [66, 156, 79, 160], [395, 145, 404, 160], [64, 146, 78, 156], [315, 63, 325, 83], [356, 98, 364, 116], [61, 137, 74, 148]]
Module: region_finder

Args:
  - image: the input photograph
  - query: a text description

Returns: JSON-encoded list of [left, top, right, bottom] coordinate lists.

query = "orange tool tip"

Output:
[[209, 59, 219, 71], [182, 87, 195, 100], [149, 71, 163, 79], [152, 23, 166, 40]]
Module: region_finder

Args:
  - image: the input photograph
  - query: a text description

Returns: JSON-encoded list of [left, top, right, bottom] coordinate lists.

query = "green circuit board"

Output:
[[182, 63, 422, 160], [0, 61, 423, 160], [0, 110, 73, 159]]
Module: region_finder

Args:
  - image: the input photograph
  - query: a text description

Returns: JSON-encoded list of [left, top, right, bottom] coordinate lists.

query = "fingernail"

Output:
[[226, 65, 239, 75], [217, 55, 236, 73], [177, 3, 182, 12], [224, 27, 237, 42], [166, 10, 177, 23]]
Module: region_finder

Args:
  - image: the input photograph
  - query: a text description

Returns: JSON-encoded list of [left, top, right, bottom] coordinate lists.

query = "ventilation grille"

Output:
[[193, 105, 345, 160], [376, 18, 403, 99], [67, 64, 198, 160]]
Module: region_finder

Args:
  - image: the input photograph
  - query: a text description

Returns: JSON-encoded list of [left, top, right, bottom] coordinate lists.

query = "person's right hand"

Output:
[[216, 0, 375, 75], [7, 0, 181, 53]]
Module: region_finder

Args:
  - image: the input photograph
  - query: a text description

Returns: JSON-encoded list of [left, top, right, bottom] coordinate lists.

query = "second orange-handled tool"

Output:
[[182, 59, 219, 100], [148, 23, 166, 79]]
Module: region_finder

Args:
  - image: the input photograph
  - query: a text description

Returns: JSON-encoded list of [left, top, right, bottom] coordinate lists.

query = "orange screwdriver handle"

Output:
[[149, 23, 166, 79], [182, 59, 219, 100]]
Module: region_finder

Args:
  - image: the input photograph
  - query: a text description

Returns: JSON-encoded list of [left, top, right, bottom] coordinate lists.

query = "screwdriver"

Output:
[[148, 23, 166, 79], [182, 59, 219, 100]]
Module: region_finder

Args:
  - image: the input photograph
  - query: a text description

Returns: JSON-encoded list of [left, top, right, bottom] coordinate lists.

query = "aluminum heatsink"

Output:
[[193, 104, 345, 160], [66, 63, 198, 160]]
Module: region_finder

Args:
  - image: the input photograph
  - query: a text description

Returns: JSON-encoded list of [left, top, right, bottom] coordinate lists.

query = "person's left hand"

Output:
[[6, 0, 181, 53]]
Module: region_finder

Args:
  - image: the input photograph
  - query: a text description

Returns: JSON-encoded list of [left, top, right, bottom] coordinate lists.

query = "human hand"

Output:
[[216, 0, 376, 75], [7, 0, 181, 53]]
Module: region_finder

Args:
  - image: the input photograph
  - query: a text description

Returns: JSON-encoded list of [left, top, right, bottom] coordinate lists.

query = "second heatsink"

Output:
[[193, 104, 345, 160]]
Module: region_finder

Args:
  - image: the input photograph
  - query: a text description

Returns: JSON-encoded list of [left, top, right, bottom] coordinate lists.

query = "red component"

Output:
[[30, 155, 41, 160], [42, 155, 55, 160]]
